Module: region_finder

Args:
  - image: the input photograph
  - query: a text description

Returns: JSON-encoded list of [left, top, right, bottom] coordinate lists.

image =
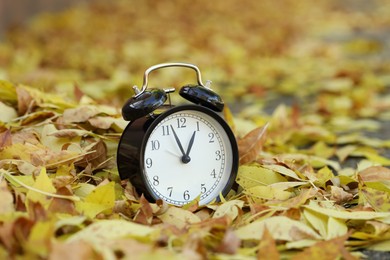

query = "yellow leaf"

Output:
[[360, 187, 390, 212], [236, 164, 287, 189], [313, 167, 334, 188], [304, 201, 390, 220], [262, 164, 303, 181], [75, 182, 115, 218], [41, 124, 82, 152], [0, 80, 17, 104], [245, 185, 291, 202], [235, 216, 321, 241], [327, 217, 348, 240], [26, 220, 55, 257], [68, 219, 155, 242], [0, 102, 17, 123], [213, 199, 244, 220], [157, 206, 200, 229], [277, 188, 315, 208], [67, 219, 156, 259], [367, 239, 390, 251], [223, 105, 236, 134], [26, 167, 56, 207], [0, 143, 39, 161], [353, 148, 390, 166], [303, 208, 348, 239]]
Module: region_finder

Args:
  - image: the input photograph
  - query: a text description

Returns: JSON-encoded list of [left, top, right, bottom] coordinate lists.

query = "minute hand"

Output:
[[170, 125, 186, 157]]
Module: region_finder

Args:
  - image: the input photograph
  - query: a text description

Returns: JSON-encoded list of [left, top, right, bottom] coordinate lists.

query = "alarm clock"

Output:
[[117, 63, 238, 206]]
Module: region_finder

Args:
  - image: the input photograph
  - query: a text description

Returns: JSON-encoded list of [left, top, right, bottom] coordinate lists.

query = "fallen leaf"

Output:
[[0, 129, 12, 150], [75, 181, 115, 218], [49, 240, 98, 260], [158, 206, 201, 229], [358, 166, 390, 182], [360, 186, 390, 212], [235, 216, 321, 241], [215, 229, 240, 255], [303, 208, 348, 239], [75, 139, 107, 169], [257, 228, 280, 260], [245, 185, 291, 202], [67, 219, 155, 242], [237, 123, 268, 164], [62, 106, 100, 123], [236, 164, 287, 189], [16, 86, 34, 115], [26, 167, 56, 209], [262, 164, 303, 181], [25, 220, 55, 257], [0, 102, 17, 123], [330, 186, 354, 204], [212, 200, 244, 220], [304, 201, 390, 220], [0, 181, 14, 214], [290, 235, 356, 260]]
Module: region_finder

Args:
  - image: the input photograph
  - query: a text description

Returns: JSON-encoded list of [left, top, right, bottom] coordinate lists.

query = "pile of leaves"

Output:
[[0, 0, 390, 259]]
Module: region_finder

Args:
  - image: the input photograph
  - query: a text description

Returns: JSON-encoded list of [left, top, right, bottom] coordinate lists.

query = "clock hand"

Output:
[[185, 131, 196, 159], [170, 125, 186, 158]]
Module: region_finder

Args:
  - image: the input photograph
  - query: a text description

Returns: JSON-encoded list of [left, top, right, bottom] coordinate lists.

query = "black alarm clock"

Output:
[[117, 63, 238, 206]]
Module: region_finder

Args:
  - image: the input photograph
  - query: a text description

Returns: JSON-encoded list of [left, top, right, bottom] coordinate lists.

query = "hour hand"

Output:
[[185, 131, 196, 158]]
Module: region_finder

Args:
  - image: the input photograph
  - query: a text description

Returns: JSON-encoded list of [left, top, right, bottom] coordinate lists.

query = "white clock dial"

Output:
[[141, 108, 235, 206]]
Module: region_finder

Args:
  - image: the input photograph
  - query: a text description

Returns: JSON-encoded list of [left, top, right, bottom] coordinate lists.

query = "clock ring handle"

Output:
[[133, 62, 205, 98]]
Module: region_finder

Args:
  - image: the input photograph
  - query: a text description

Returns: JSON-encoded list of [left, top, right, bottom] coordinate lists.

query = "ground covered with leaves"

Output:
[[1, 0, 390, 259]]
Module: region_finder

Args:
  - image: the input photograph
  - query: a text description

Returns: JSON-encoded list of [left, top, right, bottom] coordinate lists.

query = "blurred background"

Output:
[[0, 0, 91, 38], [0, 0, 389, 113]]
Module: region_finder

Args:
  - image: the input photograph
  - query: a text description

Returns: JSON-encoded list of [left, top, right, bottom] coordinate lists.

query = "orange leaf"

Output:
[[237, 123, 269, 165], [257, 228, 280, 260], [291, 235, 356, 260]]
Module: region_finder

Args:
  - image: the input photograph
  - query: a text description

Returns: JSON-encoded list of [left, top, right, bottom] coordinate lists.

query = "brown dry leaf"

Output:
[[62, 106, 100, 124], [358, 166, 390, 182], [290, 235, 356, 260], [16, 86, 35, 115], [237, 123, 269, 165], [0, 217, 35, 255], [48, 186, 77, 215], [133, 195, 154, 225], [75, 139, 107, 169], [330, 186, 354, 204], [0, 130, 12, 149], [257, 228, 280, 260]]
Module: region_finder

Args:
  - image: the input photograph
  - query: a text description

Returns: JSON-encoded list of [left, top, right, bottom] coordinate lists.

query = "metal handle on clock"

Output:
[[134, 62, 205, 98]]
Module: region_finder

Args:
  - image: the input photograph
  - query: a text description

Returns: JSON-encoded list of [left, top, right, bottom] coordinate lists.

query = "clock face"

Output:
[[140, 105, 238, 206]]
